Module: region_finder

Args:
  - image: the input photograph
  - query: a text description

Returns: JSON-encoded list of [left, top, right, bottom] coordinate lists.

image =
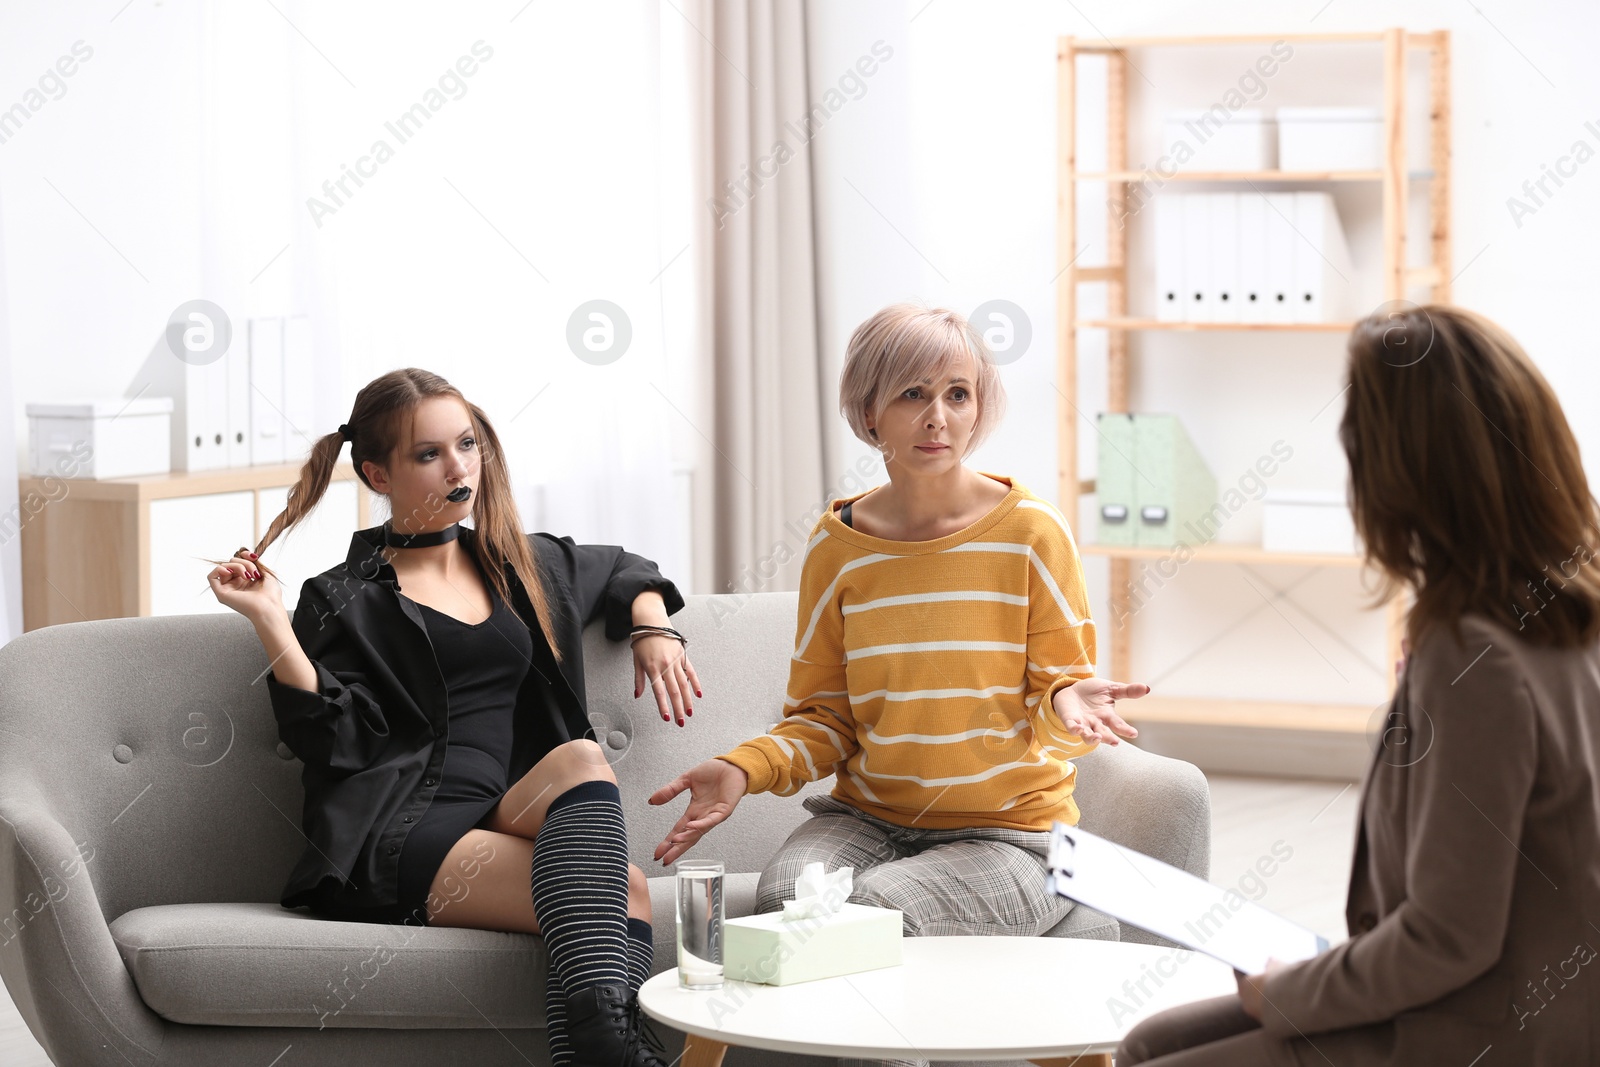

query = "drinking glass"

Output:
[[674, 860, 724, 989]]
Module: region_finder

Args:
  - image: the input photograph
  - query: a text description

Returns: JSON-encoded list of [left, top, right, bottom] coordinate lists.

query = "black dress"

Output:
[[312, 581, 533, 925], [272, 523, 682, 913]]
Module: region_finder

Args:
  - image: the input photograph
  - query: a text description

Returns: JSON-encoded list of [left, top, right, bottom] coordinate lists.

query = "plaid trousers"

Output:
[[755, 793, 1076, 938]]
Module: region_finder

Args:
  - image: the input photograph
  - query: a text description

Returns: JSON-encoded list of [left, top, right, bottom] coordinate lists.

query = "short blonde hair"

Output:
[[839, 303, 1006, 457]]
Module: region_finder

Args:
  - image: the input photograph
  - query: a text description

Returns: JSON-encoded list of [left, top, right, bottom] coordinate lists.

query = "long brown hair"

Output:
[[1340, 303, 1600, 648], [254, 368, 561, 659]]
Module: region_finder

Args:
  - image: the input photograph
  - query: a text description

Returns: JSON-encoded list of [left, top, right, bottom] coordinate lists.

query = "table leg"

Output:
[[1029, 1056, 1112, 1067], [681, 1033, 730, 1067]]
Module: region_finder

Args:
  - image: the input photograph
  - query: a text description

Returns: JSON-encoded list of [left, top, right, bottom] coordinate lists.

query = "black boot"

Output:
[[625, 990, 671, 1067], [564, 982, 668, 1067]]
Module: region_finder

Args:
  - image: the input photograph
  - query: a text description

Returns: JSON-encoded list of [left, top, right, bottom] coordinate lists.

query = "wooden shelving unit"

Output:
[[1076, 318, 1356, 333], [1126, 695, 1373, 735], [1075, 170, 1385, 182], [1056, 29, 1451, 744], [1079, 542, 1367, 569]]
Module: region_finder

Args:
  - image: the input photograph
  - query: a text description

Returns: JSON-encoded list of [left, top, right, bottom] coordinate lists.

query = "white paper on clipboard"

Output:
[[1047, 822, 1329, 974]]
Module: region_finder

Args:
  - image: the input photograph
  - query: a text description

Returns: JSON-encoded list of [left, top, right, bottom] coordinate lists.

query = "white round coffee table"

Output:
[[639, 935, 1236, 1066]]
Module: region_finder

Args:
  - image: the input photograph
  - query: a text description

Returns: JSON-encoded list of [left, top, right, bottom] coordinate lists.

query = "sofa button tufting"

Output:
[[275, 743, 295, 761], [113, 744, 132, 764], [607, 730, 627, 750]]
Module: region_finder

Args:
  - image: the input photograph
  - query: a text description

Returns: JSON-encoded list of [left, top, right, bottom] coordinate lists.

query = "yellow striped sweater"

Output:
[[716, 474, 1098, 832]]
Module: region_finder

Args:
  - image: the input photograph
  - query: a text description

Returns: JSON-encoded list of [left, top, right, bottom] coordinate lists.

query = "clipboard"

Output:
[[1047, 822, 1329, 974]]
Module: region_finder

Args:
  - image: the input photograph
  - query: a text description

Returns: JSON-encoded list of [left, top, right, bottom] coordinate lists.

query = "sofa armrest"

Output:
[[1070, 744, 1212, 949], [1073, 742, 1211, 879], [0, 797, 165, 1066]]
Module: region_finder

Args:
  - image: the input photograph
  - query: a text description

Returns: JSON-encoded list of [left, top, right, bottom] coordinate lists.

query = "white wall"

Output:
[[4, 0, 1596, 692], [0, 1, 695, 628], [0, 190, 15, 645], [804, 0, 1600, 709], [2, 1, 207, 437]]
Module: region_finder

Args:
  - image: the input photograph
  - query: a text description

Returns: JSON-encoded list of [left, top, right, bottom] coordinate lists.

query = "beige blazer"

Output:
[[1260, 614, 1600, 1065]]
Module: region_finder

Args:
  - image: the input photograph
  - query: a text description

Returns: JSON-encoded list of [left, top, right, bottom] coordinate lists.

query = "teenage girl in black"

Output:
[[208, 368, 699, 1066]]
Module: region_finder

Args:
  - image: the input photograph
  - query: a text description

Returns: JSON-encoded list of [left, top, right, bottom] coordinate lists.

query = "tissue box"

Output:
[[723, 903, 902, 986]]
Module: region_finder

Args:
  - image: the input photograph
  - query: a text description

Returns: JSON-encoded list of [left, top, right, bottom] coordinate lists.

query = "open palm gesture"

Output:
[[1051, 676, 1147, 745], [648, 759, 748, 866]]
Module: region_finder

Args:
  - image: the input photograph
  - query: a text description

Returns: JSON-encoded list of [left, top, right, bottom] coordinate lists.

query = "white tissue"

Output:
[[781, 861, 853, 920]]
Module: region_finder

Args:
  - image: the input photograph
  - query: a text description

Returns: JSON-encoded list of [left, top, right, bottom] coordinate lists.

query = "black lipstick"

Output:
[[447, 486, 472, 503]]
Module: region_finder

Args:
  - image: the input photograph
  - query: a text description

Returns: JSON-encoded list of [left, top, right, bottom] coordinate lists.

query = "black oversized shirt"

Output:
[[264, 523, 684, 911]]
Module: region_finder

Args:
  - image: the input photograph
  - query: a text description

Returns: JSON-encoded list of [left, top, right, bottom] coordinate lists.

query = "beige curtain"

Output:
[[686, 0, 829, 596]]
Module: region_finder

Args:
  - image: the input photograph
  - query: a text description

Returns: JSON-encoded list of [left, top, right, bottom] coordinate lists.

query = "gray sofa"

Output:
[[0, 591, 1210, 1066]]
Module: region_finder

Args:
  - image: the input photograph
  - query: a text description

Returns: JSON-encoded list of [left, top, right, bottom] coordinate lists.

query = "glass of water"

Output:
[[675, 860, 724, 989]]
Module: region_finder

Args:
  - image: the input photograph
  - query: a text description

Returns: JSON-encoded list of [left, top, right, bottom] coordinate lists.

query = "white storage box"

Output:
[[28, 397, 174, 479], [1162, 108, 1275, 172], [1277, 107, 1383, 171], [1263, 490, 1359, 555]]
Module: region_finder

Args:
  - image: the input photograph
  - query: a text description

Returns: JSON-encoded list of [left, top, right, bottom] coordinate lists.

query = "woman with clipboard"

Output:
[[1119, 305, 1600, 1065]]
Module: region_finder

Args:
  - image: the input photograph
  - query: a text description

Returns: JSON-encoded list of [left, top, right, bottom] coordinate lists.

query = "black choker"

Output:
[[384, 519, 461, 548]]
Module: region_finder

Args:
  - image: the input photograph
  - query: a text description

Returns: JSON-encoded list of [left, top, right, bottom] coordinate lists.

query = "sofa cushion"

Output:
[[1044, 904, 1119, 942], [110, 875, 1106, 1030], [110, 902, 548, 1028], [110, 873, 767, 1029]]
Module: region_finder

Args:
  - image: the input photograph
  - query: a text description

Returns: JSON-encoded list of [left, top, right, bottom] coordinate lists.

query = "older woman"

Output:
[[1118, 304, 1600, 1066], [651, 302, 1145, 1067]]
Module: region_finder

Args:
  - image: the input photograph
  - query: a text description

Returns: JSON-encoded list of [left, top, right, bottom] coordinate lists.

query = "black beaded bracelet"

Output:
[[630, 625, 687, 648]]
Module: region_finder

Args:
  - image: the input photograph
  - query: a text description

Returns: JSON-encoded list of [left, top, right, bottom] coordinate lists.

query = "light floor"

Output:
[[0, 774, 1361, 1065]]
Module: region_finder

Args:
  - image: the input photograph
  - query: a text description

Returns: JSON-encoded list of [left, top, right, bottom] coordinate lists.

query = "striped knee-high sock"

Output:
[[531, 780, 632, 1066], [545, 922, 652, 1067], [626, 917, 654, 994], [544, 981, 572, 1067]]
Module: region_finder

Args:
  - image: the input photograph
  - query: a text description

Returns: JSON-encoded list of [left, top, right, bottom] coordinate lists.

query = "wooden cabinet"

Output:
[[19, 462, 372, 631], [147, 490, 257, 617]]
